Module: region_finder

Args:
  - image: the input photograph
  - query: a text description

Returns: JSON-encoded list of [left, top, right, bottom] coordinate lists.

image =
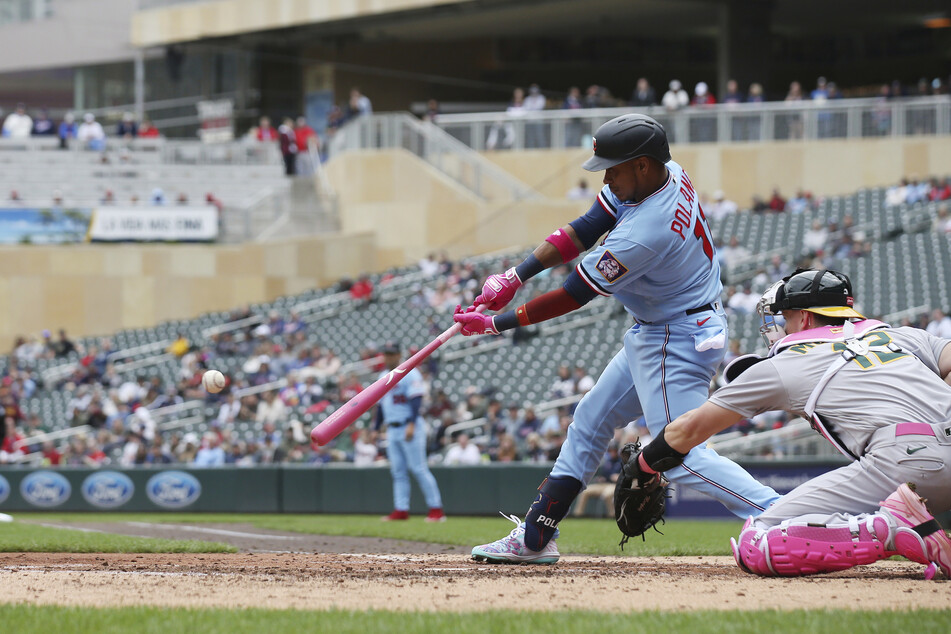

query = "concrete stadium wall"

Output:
[[132, 0, 467, 47], [0, 232, 376, 349], [324, 149, 582, 265], [485, 135, 951, 212]]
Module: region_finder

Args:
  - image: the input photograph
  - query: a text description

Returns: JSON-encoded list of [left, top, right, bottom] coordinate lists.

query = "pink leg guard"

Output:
[[731, 515, 893, 577]]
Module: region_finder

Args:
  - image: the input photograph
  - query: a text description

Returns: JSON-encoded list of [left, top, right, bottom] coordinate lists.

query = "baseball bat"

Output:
[[310, 305, 487, 446]]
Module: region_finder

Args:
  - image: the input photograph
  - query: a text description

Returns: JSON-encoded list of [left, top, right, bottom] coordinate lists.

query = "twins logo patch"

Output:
[[595, 250, 628, 283]]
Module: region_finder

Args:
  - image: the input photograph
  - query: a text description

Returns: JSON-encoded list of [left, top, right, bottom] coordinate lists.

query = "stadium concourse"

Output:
[[1, 180, 950, 469]]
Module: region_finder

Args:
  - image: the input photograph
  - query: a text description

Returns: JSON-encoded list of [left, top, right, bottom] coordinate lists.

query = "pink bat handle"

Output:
[[310, 305, 488, 446]]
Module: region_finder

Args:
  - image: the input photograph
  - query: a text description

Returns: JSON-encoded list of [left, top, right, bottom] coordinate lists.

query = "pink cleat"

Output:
[[879, 483, 951, 579]]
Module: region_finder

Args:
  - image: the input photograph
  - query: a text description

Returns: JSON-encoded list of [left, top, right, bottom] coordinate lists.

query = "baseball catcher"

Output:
[[614, 440, 674, 547]]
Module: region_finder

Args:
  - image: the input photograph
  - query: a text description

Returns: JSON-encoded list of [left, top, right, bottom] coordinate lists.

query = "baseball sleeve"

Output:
[[575, 238, 659, 297], [708, 359, 793, 418]]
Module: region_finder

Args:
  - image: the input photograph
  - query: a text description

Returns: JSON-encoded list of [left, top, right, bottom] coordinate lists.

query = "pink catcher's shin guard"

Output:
[[731, 515, 893, 577]]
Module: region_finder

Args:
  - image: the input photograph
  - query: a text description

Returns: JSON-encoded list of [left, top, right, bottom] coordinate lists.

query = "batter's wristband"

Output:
[[545, 229, 581, 262], [641, 428, 688, 473], [514, 253, 544, 282]]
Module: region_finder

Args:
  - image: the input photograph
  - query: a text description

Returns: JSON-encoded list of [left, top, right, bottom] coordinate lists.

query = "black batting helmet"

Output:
[[768, 268, 864, 319], [582, 114, 671, 171]]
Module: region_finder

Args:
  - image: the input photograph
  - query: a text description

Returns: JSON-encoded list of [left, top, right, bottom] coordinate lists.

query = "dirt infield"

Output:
[[2, 520, 950, 612]]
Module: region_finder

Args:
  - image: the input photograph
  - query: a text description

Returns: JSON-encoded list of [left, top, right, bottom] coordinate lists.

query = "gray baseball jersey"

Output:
[[710, 320, 951, 523], [710, 323, 951, 458]]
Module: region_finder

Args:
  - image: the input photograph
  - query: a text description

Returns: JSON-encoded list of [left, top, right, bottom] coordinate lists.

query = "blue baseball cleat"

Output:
[[471, 513, 560, 564]]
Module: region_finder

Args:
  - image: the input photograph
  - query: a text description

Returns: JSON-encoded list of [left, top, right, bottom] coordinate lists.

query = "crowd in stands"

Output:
[[2, 104, 161, 150], [4, 210, 951, 472]]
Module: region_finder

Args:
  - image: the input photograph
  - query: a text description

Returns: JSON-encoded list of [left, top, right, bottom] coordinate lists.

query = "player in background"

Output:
[[375, 341, 446, 523], [454, 114, 780, 564], [626, 269, 951, 578]]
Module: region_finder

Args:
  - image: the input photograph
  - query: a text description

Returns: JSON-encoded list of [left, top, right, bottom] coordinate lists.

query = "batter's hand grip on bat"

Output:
[[310, 305, 487, 446]]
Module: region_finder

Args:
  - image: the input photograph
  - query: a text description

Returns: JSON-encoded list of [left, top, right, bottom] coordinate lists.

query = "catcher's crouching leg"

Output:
[[524, 476, 582, 552], [730, 515, 894, 577]]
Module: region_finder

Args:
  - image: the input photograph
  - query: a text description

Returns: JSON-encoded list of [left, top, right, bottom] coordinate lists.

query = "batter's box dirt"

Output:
[[0, 553, 947, 612]]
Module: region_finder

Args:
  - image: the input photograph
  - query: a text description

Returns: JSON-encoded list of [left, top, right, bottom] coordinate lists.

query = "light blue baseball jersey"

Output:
[[378, 368, 425, 424], [574, 161, 722, 323]]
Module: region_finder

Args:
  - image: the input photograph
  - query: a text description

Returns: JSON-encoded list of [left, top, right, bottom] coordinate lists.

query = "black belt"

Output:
[[634, 301, 721, 325], [686, 303, 716, 316], [387, 421, 406, 428]]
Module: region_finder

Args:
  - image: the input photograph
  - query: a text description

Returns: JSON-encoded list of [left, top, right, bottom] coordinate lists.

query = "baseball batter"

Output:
[[375, 341, 446, 523], [454, 114, 780, 564], [626, 269, 951, 578]]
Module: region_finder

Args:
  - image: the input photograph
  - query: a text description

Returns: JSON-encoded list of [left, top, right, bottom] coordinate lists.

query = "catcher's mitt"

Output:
[[614, 440, 670, 549]]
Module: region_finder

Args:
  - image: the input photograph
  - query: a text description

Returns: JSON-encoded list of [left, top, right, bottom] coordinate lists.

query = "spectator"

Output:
[[691, 82, 716, 106], [116, 112, 138, 139], [353, 428, 379, 465], [278, 117, 298, 176], [523, 83, 547, 148], [486, 87, 525, 150], [768, 188, 786, 212], [150, 187, 166, 205], [925, 309, 951, 339], [193, 433, 226, 466], [421, 98, 440, 123], [443, 432, 482, 465], [31, 109, 55, 136], [550, 364, 575, 399], [726, 284, 759, 315], [349, 275, 374, 305], [707, 190, 738, 221], [582, 84, 612, 108], [58, 112, 78, 148], [721, 79, 743, 105], [871, 84, 892, 136], [294, 116, 319, 172], [566, 179, 590, 201], [573, 364, 595, 396], [783, 81, 804, 139], [747, 82, 765, 104], [348, 87, 373, 118], [138, 117, 160, 138], [803, 220, 829, 255], [2, 103, 32, 138], [562, 86, 582, 110], [52, 329, 76, 358], [629, 77, 656, 107], [77, 113, 106, 151], [719, 236, 751, 273], [492, 433, 520, 462], [934, 204, 951, 234], [661, 79, 689, 111], [255, 390, 287, 427], [785, 189, 812, 214], [256, 116, 276, 142]]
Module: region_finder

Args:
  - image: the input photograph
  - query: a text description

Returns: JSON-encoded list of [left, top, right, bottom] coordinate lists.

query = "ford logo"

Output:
[[0, 474, 10, 505], [146, 471, 201, 509], [81, 471, 134, 509], [20, 471, 72, 508]]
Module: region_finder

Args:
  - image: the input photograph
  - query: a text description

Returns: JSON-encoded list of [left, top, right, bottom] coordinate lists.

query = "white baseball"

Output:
[[202, 369, 226, 393]]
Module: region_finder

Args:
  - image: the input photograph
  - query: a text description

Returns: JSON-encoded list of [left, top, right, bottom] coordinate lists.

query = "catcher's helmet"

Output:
[[582, 114, 671, 171], [768, 268, 864, 319]]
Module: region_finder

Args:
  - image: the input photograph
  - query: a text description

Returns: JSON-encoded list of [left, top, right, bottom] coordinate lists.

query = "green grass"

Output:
[[0, 521, 235, 553], [0, 606, 948, 634], [10, 512, 742, 556]]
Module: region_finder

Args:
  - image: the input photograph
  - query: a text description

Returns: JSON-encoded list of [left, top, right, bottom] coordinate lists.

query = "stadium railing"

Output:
[[431, 96, 951, 150]]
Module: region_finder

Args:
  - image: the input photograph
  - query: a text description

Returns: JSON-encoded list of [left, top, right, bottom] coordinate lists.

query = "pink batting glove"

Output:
[[453, 305, 500, 336], [473, 267, 521, 311]]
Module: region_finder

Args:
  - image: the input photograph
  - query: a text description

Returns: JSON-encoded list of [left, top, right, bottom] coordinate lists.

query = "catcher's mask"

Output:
[[757, 268, 865, 347]]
